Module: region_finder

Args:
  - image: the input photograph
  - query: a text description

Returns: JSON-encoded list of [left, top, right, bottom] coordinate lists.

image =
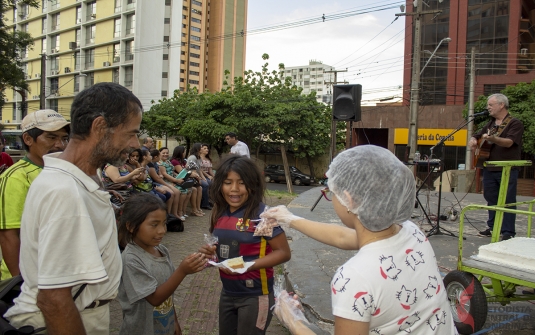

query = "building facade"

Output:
[[402, 0, 535, 106], [1, 0, 247, 136], [283, 60, 335, 104]]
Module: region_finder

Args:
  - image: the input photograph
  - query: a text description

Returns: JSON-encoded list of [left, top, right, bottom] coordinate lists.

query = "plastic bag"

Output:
[[253, 206, 280, 237], [203, 233, 218, 267], [273, 289, 310, 333]]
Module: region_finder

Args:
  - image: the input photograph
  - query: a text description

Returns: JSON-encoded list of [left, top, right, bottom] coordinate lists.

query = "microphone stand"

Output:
[[426, 116, 478, 238]]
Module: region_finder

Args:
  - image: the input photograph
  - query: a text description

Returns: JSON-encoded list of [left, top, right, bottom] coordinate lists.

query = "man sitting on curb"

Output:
[[0, 110, 70, 281]]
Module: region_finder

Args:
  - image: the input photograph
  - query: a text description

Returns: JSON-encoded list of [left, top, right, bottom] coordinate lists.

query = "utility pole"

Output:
[[396, 3, 441, 162], [40, 53, 46, 109], [324, 69, 348, 161], [465, 47, 476, 170]]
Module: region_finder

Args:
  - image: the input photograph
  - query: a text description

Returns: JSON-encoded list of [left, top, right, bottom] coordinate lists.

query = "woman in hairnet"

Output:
[[261, 145, 456, 335]]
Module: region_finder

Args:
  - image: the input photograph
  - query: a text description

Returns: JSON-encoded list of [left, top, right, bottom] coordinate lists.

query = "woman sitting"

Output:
[[148, 149, 182, 218], [102, 151, 145, 195], [159, 146, 191, 220], [187, 143, 211, 210], [171, 145, 204, 217], [262, 145, 456, 335], [200, 143, 214, 181]]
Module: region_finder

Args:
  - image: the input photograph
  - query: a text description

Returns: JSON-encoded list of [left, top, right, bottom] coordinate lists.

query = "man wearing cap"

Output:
[[5, 83, 142, 335], [0, 110, 70, 281]]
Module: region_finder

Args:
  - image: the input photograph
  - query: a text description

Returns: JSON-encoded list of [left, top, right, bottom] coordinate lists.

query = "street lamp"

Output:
[[45, 73, 87, 99], [420, 37, 451, 75]]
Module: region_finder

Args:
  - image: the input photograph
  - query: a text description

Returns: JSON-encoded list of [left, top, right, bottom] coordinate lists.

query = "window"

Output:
[[85, 48, 95, 68], [162, 72, 168, 78], [52, 13, 60, 31], [51, 35, 60, 52], [42, 0, 47, 12], [182, 24, 186, 28], [74, 51, 80, 70], [189, 70, 199, 76], [182, 33, 186, 37], [114, 18, 121, 38], [126, 14, 135, 35], [164, 36, 169, 42], [181, 51, 186, 55], [86, 25, 96, 44], [189, 80, 199, 84], [113, 44, 120, 62], [42, 38, 47, 53], [20, 4, 28, 18], [164, 18, 170, 24], [87, 1, 96, 20], [127, 0, 136, 10], [191, 18, 201, 24], [125, 40, 134, 61], [49, 99, 58, 112], [192, 0, 202, 6], [85, 72, 94, 87], [190, 53, 200, 58], [192, 8, 201, 15], [190, 44, 200, 50], [42, 17, 47, 34], [180, 78, 185, 82], [113, 69, 119, 84], [74, 75, 80, 92], [76, 6, 81, 24], [50, 78, 59, 93], [20, 23, 28, 33], [75, 28, 81, 47], [163, 54, 169, 60], [191, 35, 200, 41], [165, 0, 171, 5], [161, 91, 167, 96], [115, 0, 121, 12], [190, 61, 199, 67], [50, 56, 58, 71], [180, 69, 185, 73], [191, 27, 201, 33], [124, 66, 133, 86], [50, 0, 60, 10]]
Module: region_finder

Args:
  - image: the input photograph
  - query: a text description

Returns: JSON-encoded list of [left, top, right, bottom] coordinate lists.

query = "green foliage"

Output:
[[463, 80, 535, 154], [142, 55, 332, 159], [0, 0, 39, 108]]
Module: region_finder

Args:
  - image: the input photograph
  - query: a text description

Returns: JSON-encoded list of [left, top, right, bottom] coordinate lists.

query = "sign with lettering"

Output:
[[394, 128, 468, 146]]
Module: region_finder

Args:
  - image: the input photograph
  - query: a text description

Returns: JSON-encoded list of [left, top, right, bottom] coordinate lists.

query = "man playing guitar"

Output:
[[468, 93, 524, 241]]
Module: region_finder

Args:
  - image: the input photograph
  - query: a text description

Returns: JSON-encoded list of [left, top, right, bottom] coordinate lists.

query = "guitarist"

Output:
[[468, 93, 524, 241]]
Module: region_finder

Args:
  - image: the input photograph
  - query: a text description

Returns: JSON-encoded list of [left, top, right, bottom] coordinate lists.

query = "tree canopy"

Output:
[[142, 54, 333, 162], [0, 0, 38, 108], [467, 80, 535, 155]]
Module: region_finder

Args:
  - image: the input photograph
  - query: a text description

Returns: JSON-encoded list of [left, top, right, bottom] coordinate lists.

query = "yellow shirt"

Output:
[[0, 157, 42, 280]]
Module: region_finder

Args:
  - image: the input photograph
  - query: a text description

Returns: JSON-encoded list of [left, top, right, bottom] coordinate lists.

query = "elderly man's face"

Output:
[[146, 137, 154, 149], [93, 109, 142, 167]]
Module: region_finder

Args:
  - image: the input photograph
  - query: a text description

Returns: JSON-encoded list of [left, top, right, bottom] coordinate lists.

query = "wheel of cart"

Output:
[[443, 160, 535, 334]]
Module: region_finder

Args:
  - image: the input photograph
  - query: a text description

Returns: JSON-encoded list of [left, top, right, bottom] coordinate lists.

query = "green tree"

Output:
[[466, 80, 535, 154], [0, 0, 38, 109], [142, 54, 332, 168]]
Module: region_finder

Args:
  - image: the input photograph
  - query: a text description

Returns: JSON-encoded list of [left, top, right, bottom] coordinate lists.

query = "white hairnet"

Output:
[[326, 145, 415, 232]]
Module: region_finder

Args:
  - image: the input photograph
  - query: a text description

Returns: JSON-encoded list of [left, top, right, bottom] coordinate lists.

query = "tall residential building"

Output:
[[1, 0, 247, 136], [402, 0, 535, 106], [284, 60, 335, 104]]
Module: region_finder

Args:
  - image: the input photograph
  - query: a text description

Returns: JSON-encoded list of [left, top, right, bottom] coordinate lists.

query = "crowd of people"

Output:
[[1, 84, 522, 335]]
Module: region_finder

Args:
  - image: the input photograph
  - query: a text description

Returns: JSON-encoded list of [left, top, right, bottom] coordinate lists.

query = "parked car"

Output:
[[263, 165, 315, 186]]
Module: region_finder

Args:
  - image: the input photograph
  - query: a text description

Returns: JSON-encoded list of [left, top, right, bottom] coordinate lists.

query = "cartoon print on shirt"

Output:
[[405, 249, 425, 271], [412, 228, 427, 243], [379, 255, 402, 281], [423, 275, 441, 299], [352, 292, 380, 317], [396, 285, 418, 310], [332, 266, 350, 295], [426, 308, 447, 331], [370, 329, 384, 335], [398, 311, 421, 333]]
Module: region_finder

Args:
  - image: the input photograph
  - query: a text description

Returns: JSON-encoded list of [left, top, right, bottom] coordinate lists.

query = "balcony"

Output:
[[125, 53, 134, 61], [520, 19, 535, 43], [517, 51, 534, 73]]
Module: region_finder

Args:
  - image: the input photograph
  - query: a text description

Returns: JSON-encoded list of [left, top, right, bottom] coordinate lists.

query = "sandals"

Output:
[[190, 211, 204, 217]]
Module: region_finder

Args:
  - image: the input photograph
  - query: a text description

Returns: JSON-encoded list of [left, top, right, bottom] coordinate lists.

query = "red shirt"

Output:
[[0, 152, 14, 169]]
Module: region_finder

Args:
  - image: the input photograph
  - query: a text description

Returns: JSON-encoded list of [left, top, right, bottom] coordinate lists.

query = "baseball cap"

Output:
[[21, 109, 70, 133]]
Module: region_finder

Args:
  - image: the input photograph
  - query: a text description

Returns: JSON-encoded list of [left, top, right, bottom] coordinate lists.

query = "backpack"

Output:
[[166, 215, 184, 232]]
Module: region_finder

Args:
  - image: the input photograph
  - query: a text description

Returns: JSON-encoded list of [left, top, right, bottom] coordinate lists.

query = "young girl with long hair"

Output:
[[159, 147, 191, 220], [118, 193, 206, 335], [187, 143, 211, 210], [148, 149, 181, 218], [200, 155, 291, 335]]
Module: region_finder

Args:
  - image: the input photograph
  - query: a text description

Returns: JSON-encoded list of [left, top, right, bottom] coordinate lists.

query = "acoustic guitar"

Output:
[[473, 125, 499, 168]]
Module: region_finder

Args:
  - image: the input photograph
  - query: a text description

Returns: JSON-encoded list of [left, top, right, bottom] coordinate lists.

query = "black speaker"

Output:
[[332, 84, 362, 121]]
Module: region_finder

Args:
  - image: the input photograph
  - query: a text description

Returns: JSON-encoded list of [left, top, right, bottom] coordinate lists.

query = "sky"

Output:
[[245, 0, 408, 105]]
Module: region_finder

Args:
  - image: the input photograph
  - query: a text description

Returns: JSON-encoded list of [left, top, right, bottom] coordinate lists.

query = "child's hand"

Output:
[[178, 253, 206, 275], [198, 244, 216, 257]]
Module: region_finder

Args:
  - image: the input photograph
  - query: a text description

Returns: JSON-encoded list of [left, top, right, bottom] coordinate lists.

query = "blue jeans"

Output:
[[200, 179, 210, 207], [483, 169, 518, 236]]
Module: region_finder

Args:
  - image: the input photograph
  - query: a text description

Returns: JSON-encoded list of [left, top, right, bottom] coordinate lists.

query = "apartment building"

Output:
[[284, 60, 335, 104], [1, 0, 247, 136]]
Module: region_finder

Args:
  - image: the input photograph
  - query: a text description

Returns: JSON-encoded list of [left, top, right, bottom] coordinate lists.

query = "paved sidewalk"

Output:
[[110, 206, 291, 335]]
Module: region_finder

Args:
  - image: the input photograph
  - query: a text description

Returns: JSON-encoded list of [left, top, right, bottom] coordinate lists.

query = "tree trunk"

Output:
[[306, 154, 316, 182], [280, 145, 294, 193]]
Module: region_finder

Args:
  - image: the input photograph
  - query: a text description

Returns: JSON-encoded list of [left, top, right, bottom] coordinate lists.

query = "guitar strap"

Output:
[[492, 114, 513, 137]]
